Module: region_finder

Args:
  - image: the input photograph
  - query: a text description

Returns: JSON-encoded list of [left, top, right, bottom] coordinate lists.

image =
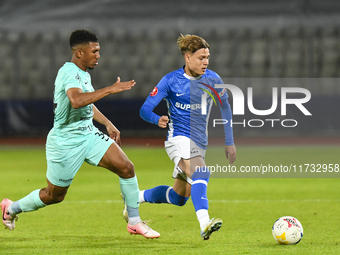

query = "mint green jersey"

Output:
[[48, 62, 95, 147], [45, 62, 115, 185]]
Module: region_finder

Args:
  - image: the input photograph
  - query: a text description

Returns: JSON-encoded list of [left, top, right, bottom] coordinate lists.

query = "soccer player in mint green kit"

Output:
[[1, 29, 159, 239]]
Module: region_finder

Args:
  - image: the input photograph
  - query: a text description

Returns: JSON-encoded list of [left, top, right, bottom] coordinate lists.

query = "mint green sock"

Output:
[[119, 176, 140, 208], [18, 189, 47, 212]]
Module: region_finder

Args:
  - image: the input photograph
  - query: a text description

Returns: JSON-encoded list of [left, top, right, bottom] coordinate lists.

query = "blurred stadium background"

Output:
[[0, 0, 339, 142]]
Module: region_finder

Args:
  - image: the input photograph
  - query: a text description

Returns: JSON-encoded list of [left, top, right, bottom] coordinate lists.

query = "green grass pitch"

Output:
[[0, 144, 339, 254]]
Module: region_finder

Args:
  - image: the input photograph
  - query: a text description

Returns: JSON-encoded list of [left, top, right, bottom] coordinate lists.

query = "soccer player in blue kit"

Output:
[[139, 34, 236, 240], [1, 29, 160, 239]]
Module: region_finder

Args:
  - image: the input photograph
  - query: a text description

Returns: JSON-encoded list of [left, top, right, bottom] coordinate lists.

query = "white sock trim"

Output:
[[129, 216, 142, 226], [196, 209, 209, 220], [139, 190, 145, 203], [192, 179, 207, 186], [7, 204, 14, 216], [196, 209, 210, 230], [165, 187, 173, 204]]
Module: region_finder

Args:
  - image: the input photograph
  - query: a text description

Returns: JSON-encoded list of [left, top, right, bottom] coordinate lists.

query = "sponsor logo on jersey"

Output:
[[175, 102, 202, 110]]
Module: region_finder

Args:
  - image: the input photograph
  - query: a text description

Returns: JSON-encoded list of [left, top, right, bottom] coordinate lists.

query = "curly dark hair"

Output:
[[69, 29, 98, 49]]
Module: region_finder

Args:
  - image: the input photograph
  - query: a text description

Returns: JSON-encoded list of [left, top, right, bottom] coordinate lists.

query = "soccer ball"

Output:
[[272, 216, 303, 244]]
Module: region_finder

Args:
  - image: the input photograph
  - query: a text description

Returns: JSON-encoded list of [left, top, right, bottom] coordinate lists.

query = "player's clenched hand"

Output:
[[225, 144, 236, 165], [109, 77, 135, 94], [158, 115, 169, 128]]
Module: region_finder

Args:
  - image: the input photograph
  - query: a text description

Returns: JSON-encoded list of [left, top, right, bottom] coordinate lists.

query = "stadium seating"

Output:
[[0, 25, 340, 100]]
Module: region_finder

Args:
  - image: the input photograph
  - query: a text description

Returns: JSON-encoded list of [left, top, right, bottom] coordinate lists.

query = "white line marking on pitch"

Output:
[[63, 199, 340, 204]]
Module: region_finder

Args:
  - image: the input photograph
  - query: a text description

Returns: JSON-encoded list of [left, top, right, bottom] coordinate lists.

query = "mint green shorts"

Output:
[[46, 129, 114, 187]]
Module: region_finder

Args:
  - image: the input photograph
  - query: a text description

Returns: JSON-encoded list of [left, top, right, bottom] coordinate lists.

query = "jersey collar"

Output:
[[182, 66, 202, 80]]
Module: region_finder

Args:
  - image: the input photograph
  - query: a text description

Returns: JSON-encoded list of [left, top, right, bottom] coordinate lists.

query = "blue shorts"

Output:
[[46, 128, 114, 187]]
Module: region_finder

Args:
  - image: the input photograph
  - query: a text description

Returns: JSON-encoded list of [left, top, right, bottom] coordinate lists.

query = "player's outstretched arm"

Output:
[[108, 77, 136, 94], [225, 144, 236, 165], [67, 77, 135, 109]]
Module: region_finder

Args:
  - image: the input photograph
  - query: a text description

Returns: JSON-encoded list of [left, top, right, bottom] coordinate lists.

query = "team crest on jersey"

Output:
[[75, 73, 81, 81], [150, 87, 158, 96]]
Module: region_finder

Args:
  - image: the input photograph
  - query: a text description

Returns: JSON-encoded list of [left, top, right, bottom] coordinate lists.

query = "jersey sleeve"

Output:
[[218, 78, 234, 146], [140, 76, 169, 125], [64, 69, 82, 92]]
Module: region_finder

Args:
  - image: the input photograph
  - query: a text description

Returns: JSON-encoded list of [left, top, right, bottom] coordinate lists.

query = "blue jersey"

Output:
[[140, 66, 234, 149]]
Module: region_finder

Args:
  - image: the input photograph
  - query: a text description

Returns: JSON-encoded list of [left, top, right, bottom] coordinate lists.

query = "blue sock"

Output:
[[143, 185, 188, 206], [191, 167, 210, 228]]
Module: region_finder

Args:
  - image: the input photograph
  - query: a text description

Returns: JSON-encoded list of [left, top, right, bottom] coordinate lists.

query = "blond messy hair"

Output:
[[177, 34, 210, 56]]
